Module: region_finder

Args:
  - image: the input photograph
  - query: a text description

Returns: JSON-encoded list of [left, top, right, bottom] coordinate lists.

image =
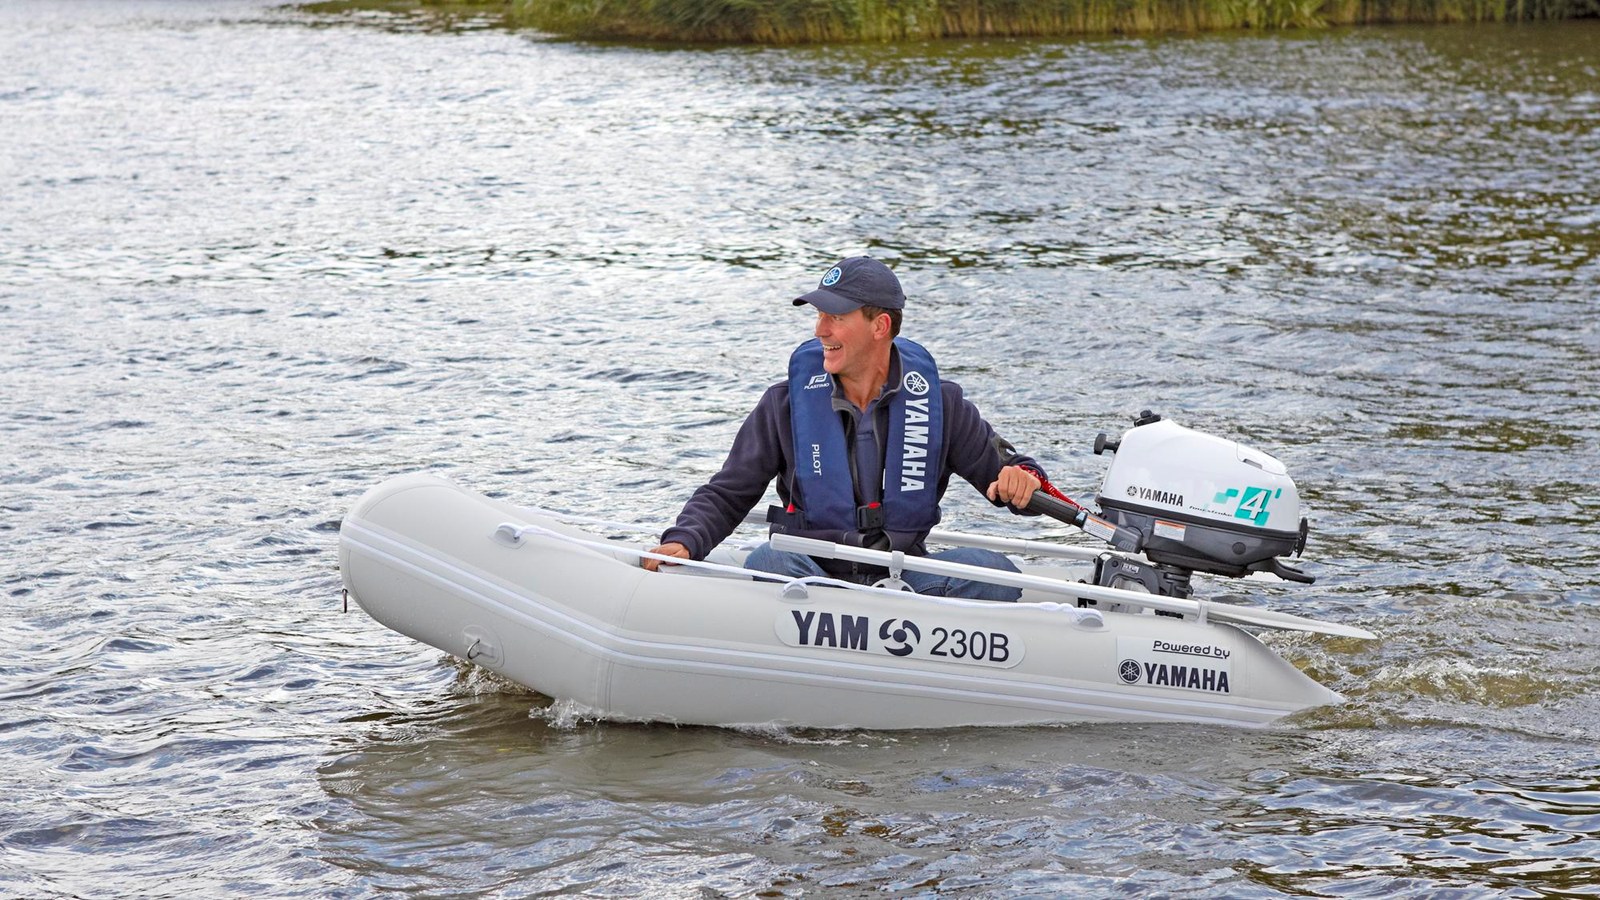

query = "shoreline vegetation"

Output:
[[305, 0, 1598, 41]]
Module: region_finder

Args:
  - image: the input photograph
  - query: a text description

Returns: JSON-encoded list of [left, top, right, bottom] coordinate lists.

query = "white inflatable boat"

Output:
[[338, 415, 1374, 729]]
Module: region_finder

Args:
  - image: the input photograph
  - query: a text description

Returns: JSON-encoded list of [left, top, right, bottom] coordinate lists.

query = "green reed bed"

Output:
[[507, 0, 1595, 40], [1321, 0, 1552, 22], [514, 0, 1308, 41], [302, 0, 1598, 39]]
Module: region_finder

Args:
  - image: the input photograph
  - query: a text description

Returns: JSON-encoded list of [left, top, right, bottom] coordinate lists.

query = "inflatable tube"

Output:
[[339, 474, 1343, 729]]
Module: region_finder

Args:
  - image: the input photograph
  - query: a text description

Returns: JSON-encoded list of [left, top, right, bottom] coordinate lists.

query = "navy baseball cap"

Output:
[[793, 257, 905, 314]]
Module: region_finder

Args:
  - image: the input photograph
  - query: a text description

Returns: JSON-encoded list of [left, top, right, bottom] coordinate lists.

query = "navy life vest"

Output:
[[784, 337, 944, 539]]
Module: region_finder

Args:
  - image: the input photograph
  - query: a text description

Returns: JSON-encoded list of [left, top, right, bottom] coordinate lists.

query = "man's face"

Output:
[[813, 308, 883, 378]]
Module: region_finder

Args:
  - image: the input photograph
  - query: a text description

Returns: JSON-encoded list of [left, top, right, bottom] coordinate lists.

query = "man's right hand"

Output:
[[643, 542, 691, 571]]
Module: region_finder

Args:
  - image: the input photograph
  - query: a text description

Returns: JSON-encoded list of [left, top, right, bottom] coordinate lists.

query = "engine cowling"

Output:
[[1094, 415, 1310, 580]]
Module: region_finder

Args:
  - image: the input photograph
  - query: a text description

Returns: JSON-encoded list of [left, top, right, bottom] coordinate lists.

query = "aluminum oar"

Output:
[[769, 534, 1374, 640], [925, 528, 1126, 563]]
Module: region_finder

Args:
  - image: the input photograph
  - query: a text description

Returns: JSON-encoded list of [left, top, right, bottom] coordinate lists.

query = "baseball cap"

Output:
[[792, 257, 905, 314]]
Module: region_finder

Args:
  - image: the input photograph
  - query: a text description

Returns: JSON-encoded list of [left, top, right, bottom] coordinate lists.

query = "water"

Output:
[[3, 1, 1598, 894]]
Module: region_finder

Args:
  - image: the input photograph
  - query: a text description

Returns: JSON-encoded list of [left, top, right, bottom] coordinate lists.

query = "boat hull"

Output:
[[339, 474, 1342, 729]]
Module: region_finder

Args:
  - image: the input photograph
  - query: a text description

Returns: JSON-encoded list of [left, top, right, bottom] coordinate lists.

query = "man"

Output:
[[644, 256, 1045, 601]]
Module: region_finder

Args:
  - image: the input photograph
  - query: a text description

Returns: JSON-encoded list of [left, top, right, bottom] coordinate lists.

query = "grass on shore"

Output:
[[512, 0, 1597, 41], [302, 0, 1599, 41]]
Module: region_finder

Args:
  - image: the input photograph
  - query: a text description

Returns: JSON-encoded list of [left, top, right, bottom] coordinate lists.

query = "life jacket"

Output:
[[777, 337, 943, 550]]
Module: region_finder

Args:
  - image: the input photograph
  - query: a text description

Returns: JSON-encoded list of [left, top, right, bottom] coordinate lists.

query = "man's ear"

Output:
[[872, 312, 892, 339]]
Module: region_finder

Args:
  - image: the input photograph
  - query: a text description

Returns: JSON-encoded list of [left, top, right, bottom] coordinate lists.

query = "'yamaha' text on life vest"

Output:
[[900, 397, 929, 491]]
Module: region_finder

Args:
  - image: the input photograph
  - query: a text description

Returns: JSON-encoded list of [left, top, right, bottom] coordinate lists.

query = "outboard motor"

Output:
[[1006, 410, 1313, 602], [1094, 410, 1310, 571], [1072, 411, 1312, 601]]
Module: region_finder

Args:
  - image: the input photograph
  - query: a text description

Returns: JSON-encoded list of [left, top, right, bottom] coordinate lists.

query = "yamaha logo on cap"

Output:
[[821, 266, 842, 287]]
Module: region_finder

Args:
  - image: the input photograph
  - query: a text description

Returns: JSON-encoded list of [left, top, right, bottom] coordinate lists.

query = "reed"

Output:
[[322, 0, 1593, 38], [511, 0, 1326, 40], [1321, 0, 1597, 20]]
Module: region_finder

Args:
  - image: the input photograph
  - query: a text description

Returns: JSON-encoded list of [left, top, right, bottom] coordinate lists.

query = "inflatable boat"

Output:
[[338, 415, 1374, 729]]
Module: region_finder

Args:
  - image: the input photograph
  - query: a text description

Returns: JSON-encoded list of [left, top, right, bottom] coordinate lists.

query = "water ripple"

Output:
[[1, 1, 1597, 895]]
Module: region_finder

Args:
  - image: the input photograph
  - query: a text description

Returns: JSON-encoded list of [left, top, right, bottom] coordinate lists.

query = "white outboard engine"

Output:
[[1087, 411, 1312, 598]]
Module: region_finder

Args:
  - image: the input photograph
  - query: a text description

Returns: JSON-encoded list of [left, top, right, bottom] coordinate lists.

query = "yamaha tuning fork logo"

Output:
[[902, 370, 930, 396], [821, 266, 843, 286]]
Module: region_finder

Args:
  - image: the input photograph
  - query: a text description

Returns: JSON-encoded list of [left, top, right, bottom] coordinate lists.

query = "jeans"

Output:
[[743, 542, 1023, 602]]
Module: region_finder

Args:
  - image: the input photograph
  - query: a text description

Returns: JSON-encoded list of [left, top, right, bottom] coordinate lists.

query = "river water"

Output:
[[3, 1, 1598, 895]]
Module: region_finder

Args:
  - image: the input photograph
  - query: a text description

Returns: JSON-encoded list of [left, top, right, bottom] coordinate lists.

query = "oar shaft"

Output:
[[768, 534, 1372, 639], [926, 529, 1113, 562], [774, 534, 1184, 613]]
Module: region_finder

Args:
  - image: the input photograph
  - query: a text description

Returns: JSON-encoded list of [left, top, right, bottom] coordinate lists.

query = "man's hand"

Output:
[[643, 542, 691, 571], [986, 465, 1041, 510]]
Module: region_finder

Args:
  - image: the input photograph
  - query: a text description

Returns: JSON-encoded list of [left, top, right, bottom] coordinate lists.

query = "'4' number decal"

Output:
[[1214, 486, 1280, 526]]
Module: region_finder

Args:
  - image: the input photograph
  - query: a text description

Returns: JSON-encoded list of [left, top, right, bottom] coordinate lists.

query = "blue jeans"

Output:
[[743, 542, 1022, 602]]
